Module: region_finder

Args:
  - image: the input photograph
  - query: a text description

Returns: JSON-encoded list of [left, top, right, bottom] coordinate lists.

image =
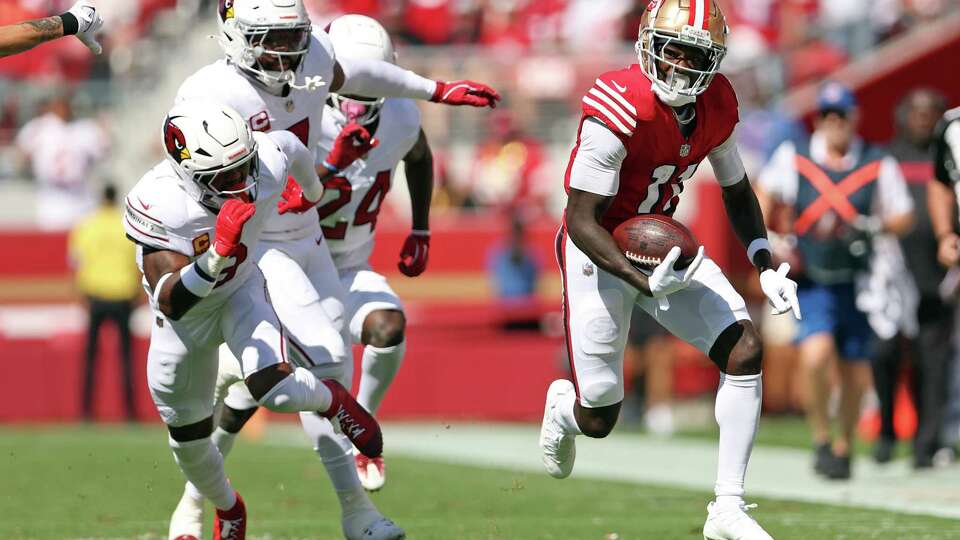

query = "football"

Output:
[[612, 214, 699, 271]]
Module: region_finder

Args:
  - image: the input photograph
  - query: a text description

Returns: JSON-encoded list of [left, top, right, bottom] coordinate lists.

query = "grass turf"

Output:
[[0, 424, 957, 539]]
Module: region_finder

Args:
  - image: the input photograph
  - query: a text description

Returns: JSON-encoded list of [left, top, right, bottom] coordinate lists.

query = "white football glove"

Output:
[[67, 1, 104, 55], [648, 245, 704, 310], [759, 262, 801, 319]]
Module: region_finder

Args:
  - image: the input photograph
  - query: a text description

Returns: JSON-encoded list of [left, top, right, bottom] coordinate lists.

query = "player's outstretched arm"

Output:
[[0, 1, 103, 57], [566, 188, 653, 296], [330, 59, 499, 108], [398, 129, 433, 277]]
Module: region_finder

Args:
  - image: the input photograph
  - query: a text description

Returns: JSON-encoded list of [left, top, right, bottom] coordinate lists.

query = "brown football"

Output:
[[612, 214, 699, 271]]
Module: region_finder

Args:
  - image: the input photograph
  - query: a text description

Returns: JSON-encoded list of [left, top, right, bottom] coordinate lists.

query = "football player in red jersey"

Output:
[[539, 1, 800, 538]]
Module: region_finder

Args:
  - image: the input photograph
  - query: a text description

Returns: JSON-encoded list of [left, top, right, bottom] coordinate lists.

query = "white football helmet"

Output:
[[163, 100, 260, 211], [217, 0, 314, 92], [326, 14, 396, 126]]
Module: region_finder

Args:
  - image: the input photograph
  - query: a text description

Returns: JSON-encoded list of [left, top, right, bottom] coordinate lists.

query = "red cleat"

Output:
[[321, 380, 383, 458], [213, 492, 246, 540]]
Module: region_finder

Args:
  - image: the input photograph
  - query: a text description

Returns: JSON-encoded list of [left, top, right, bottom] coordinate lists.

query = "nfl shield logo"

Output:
[[679, 144, 691, 157], [582, 263, 595, 276]]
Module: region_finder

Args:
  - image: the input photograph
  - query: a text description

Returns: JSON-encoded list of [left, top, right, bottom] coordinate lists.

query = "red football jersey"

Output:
[[564, 64, 739, 232]]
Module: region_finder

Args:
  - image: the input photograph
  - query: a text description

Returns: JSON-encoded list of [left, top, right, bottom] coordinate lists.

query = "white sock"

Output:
[[714, 372, 762, 501], [258, 367, 333, 413], [299, 411, 372, 514], [169, 436, 236, 510], [183, 427, 238, 502], [356, 341, 406, 414], [552, 390, 582, 435]]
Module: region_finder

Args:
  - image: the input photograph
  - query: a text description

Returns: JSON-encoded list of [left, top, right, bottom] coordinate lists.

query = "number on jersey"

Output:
[[316, 170, 392, 240], [637, 164, 698, 214]]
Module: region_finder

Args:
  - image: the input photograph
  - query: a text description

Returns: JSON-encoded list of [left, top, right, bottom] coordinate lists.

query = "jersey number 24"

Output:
[[316, 170, 391, 240]]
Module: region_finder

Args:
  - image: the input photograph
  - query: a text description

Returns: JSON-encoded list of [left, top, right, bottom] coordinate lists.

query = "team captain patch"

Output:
[[192, 233, 210, 255]]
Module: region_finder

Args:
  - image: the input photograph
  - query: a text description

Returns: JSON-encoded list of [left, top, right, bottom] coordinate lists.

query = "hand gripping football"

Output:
[[613, 214, 699, 271]]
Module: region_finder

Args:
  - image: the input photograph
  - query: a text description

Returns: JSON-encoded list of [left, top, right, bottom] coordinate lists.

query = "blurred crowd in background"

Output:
[[4, 0, 960, 477]]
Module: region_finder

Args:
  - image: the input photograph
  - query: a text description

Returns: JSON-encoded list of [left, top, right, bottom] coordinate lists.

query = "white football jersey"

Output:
[[123, 131, 294, 313], [175, 26, 337, 242], [316, 98, 421, 269]]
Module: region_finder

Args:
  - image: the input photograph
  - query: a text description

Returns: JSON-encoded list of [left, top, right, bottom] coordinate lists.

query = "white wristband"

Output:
[[746, 238, 771, 265], [198, 248, 230, 277], [411, 229, 431, 237], [179, 261, 217, 298]]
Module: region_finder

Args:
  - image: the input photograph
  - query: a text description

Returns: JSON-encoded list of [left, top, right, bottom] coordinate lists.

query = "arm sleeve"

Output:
[[568, 117, 627, 196], [270, 130, 323, 200], [875, 156, 913, 219], [757, 141, 799, 205], [707, 133, 747, 187], [337, 58, 437, 101]]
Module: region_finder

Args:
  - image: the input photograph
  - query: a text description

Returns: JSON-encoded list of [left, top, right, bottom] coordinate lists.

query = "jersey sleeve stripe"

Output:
[[582, 96, 632, 135], [587, 88, 637, 129], [594, 80, 637, 116], [124, 215, 169, 244]]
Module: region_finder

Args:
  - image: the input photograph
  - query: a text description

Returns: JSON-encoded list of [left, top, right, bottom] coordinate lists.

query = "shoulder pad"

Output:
[[581, 65, 653, 137], [122, 168, 189, 249]]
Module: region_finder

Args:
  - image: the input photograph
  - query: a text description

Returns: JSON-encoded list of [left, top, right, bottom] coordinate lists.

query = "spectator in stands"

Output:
[[757, 82, 914, 479], [487, 211, 541, 301], [69, 184, 142, 421], [15, 94, 108, 230], [868, 89, 951, 467]]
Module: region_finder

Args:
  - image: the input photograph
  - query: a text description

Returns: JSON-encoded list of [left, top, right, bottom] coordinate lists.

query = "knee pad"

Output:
[[256, 367, 327, 413]]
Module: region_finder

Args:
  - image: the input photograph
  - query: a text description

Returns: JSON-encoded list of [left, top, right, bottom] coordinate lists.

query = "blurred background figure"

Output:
[[15, 94, 108, 230], [758, 82, 914, 480], [68, 183, 141, 421], [625, 308, 674, 436], [867, 89, 952, 468], [487, 211, 541, 301]]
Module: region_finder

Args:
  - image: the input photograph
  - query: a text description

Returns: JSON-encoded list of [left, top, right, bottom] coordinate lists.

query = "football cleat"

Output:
[[213, 492, 246, 540], [321, 380, 384, 458], [539, 379, 577, 479], [355, 451, 386, 492], [343, 508, 406, 540], [168, 489, 204, 540], [702, 501, 774, 540]]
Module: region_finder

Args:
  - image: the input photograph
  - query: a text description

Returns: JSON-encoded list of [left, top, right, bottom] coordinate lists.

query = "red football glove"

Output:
[[398, 230, 430, 277], [323, 123, 379, 172], [214, 199, 256, 257], [431, 80, 501, 108], [278, 176, 320, 215]]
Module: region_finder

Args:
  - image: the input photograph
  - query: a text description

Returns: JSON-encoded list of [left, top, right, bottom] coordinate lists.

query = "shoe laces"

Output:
[[218, 517, 244, 539], [334, 405, 367, 439], [715, 502, 762, 531]]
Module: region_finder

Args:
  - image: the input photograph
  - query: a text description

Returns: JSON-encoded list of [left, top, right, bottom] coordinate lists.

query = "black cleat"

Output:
[[823, 453, 852, 480], [873, 438, 895, 464], [813, 443, 832, 476]]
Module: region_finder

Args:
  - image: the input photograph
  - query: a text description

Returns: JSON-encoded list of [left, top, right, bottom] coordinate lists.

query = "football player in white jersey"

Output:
[[167, 2, 497, 539], [0, 1, 103, 57], [124, 100, 384, 540], [317, 14, 433, 492]]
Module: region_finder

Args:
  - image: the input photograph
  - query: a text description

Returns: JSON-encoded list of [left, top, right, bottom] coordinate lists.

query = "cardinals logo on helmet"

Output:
[[163, 117, 190, 164], [219, 0, 235, 21]]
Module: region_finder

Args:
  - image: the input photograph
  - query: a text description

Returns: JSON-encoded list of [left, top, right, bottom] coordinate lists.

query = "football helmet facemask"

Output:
[[163, 100, 260, 211], [217, 0, 316, 92], [636, 0, 728, 106]]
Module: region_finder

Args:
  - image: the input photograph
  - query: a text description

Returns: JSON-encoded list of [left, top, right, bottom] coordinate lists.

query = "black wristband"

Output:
[[59, 12, 79, 36]]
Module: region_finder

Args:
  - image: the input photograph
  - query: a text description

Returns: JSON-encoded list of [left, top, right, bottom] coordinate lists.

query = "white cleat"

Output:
[[539, 379, 577, 479], [355, 451, 386, 492], [703, 501, 774, 540], [168, 489, 204, 540], [343, 509, 406, 540]]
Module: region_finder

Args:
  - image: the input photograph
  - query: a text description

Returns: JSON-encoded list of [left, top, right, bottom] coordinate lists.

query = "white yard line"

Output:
[[262, 422, 960, 520]]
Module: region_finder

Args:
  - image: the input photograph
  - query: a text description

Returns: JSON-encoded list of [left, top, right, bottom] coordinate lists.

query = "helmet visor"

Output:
[[196, 149, 260, 202], [639, 29, 725, 96], [248, 26, 311, 73]]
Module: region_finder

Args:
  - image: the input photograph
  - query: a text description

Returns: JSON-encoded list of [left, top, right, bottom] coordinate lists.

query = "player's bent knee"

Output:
[[219, 405, 258, 434], [726, 325, 763, 376], [362, 310, 406, 348], [168, 416, 215, 443], [245, 363, 293, 402]]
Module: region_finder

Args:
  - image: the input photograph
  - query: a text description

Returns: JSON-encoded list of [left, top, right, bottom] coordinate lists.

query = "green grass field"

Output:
[[1, 424, 958, 540]]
